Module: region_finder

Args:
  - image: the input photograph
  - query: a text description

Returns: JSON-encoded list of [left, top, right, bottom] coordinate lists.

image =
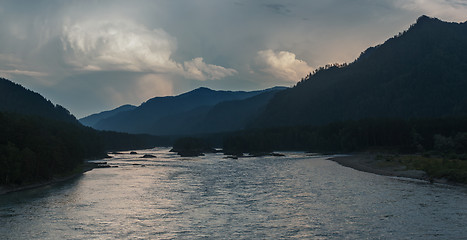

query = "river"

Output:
[[1, 148, 466, 239]]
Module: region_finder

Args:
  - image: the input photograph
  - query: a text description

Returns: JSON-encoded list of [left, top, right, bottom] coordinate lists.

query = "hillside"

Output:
[[0, 77, 77, 123], [90, 87, 285, 135], [79, 104, 136, 127], [253, 16, 467, 128], [149, 87, 286, 135], [0, 78, 160, 186], [192, 87, 286, 134]]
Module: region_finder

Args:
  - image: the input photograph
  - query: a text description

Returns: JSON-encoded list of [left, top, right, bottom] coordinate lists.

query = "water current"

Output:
[[1, 148, 466, 239]]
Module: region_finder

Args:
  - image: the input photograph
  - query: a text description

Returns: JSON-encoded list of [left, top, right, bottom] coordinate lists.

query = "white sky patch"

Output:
[[395, 0, 467, 21], [61, 19, 237, 81], [137, 74, 174, 100], [256, 49, 313, 82]]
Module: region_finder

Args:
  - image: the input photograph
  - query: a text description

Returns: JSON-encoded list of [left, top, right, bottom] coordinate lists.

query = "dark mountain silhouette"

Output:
[[79, 104, 136, 127], [90, 87, 286, 135], [0, 78, 160, 186], [147, 87, 287, 135], [253, 16, 467, 128], [192, 87, 287, 134], [0, 77, 77, 123]]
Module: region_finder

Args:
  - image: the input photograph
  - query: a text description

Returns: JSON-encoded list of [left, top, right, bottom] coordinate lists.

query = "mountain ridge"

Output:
[[252, 16, 467, 128], [89, 86, 287, 134], [79, 104, 136, 127], [0, 77, 77, 123]]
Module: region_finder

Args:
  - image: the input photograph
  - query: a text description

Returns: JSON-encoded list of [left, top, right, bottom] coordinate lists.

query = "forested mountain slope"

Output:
[[0, 78, 77, 123], [0, 78, 159, 186], [253, 16, 467, 128], [79, 104, 136, 127], [91, 87, 285, 135]]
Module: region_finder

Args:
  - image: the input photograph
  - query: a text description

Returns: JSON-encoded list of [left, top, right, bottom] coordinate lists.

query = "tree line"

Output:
[[224, 117, 467, 155], [0, 112, 163, 185]]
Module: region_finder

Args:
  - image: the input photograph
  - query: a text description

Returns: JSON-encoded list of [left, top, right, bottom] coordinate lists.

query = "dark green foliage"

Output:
[[0, 77, 166, 186], [0, 112, 161, 185], [224, 117, 467, 155], [0, 113, 85, 185], [0, 78, 77, 123], [391, 155, 467, 184], [253, 16, 467, 128]]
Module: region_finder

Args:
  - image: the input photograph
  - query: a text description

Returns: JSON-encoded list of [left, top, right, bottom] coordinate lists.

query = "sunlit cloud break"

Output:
[[61, 19, 237, 80], [183, 58, 237, 81], [256, 49, 313, 82]]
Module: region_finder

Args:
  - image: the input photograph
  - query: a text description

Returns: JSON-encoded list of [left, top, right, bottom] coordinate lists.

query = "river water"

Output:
[[1, 148, 466, 239]]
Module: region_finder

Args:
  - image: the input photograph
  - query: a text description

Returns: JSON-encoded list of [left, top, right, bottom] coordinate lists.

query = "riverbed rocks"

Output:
[[170, 137, 216, 157]]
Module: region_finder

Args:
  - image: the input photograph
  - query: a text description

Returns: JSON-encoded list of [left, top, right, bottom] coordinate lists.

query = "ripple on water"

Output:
[[1, 149, 467, 239]]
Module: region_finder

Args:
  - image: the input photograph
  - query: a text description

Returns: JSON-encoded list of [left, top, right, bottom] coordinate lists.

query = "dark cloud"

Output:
[[263, 3, 291, 15], [0, 0, 465, 117]]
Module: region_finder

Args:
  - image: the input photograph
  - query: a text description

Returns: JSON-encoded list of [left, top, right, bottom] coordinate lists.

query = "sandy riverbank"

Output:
[[328, 154, 430, 181]]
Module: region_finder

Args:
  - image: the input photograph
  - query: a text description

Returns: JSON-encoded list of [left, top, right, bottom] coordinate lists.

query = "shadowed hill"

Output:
[[91, 87, 286, 135], [79, 104, 136, 127], [0, 77, 77, 123], [253, 16, 467, 128], [149, 87, 286, 135], [0, 78, 161, 187]]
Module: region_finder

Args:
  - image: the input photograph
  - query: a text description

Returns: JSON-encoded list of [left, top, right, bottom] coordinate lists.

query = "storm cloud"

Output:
[[0, 0, 465, 117]]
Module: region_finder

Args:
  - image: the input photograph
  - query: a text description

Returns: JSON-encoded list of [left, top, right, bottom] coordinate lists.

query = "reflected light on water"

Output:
[[1, 148, 467, 239]]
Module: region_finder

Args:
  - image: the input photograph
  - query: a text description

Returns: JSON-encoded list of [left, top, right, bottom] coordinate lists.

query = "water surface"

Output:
[[1, 148, 466, 239]]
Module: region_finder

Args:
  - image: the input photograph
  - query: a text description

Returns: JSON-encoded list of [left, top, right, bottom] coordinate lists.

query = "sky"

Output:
[[0, 0, 466, 118]]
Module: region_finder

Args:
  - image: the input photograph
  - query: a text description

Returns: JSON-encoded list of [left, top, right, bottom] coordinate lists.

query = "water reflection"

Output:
[[1, 148, 466, 239]]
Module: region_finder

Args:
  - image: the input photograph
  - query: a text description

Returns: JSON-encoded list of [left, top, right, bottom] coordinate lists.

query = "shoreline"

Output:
[[0, 164, 95, 196], [328, 154, 467, 187], [328, 153, 430, 181]]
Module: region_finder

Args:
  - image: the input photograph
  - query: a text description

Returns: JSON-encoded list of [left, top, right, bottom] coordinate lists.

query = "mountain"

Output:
[[191, 87, 287, 134], [79, 104, 136, 127], [147, 86, 287, 135], [0, 77, 77, 123], [253, 16, 467, 128], [90, 87, 286, 135], [0, 78, 160, 186]]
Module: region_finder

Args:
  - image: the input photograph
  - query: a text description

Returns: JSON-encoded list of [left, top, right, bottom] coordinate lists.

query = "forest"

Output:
[[253, 16, 467, 128], [0, 112, 162, 186], [223, 117, 467, 183]]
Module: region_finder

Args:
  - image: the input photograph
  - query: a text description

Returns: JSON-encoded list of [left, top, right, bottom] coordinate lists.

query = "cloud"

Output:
[[0, 69, 48, 78], [62, 20, 178, 72], [394, 0, 467, 21], [256, 49, 313, 82], [61, 19, 237, 80], [182, 57, 237, 81], [263, 3, 291, 15]]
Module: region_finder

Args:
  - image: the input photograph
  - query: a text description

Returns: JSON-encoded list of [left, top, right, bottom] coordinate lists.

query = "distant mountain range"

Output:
[[252, 16, 467, 128], [0, 77, 77, 123], [80, 104, 136, 127], [80, 86, 287, 135], [83, 16, 467, 136]]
